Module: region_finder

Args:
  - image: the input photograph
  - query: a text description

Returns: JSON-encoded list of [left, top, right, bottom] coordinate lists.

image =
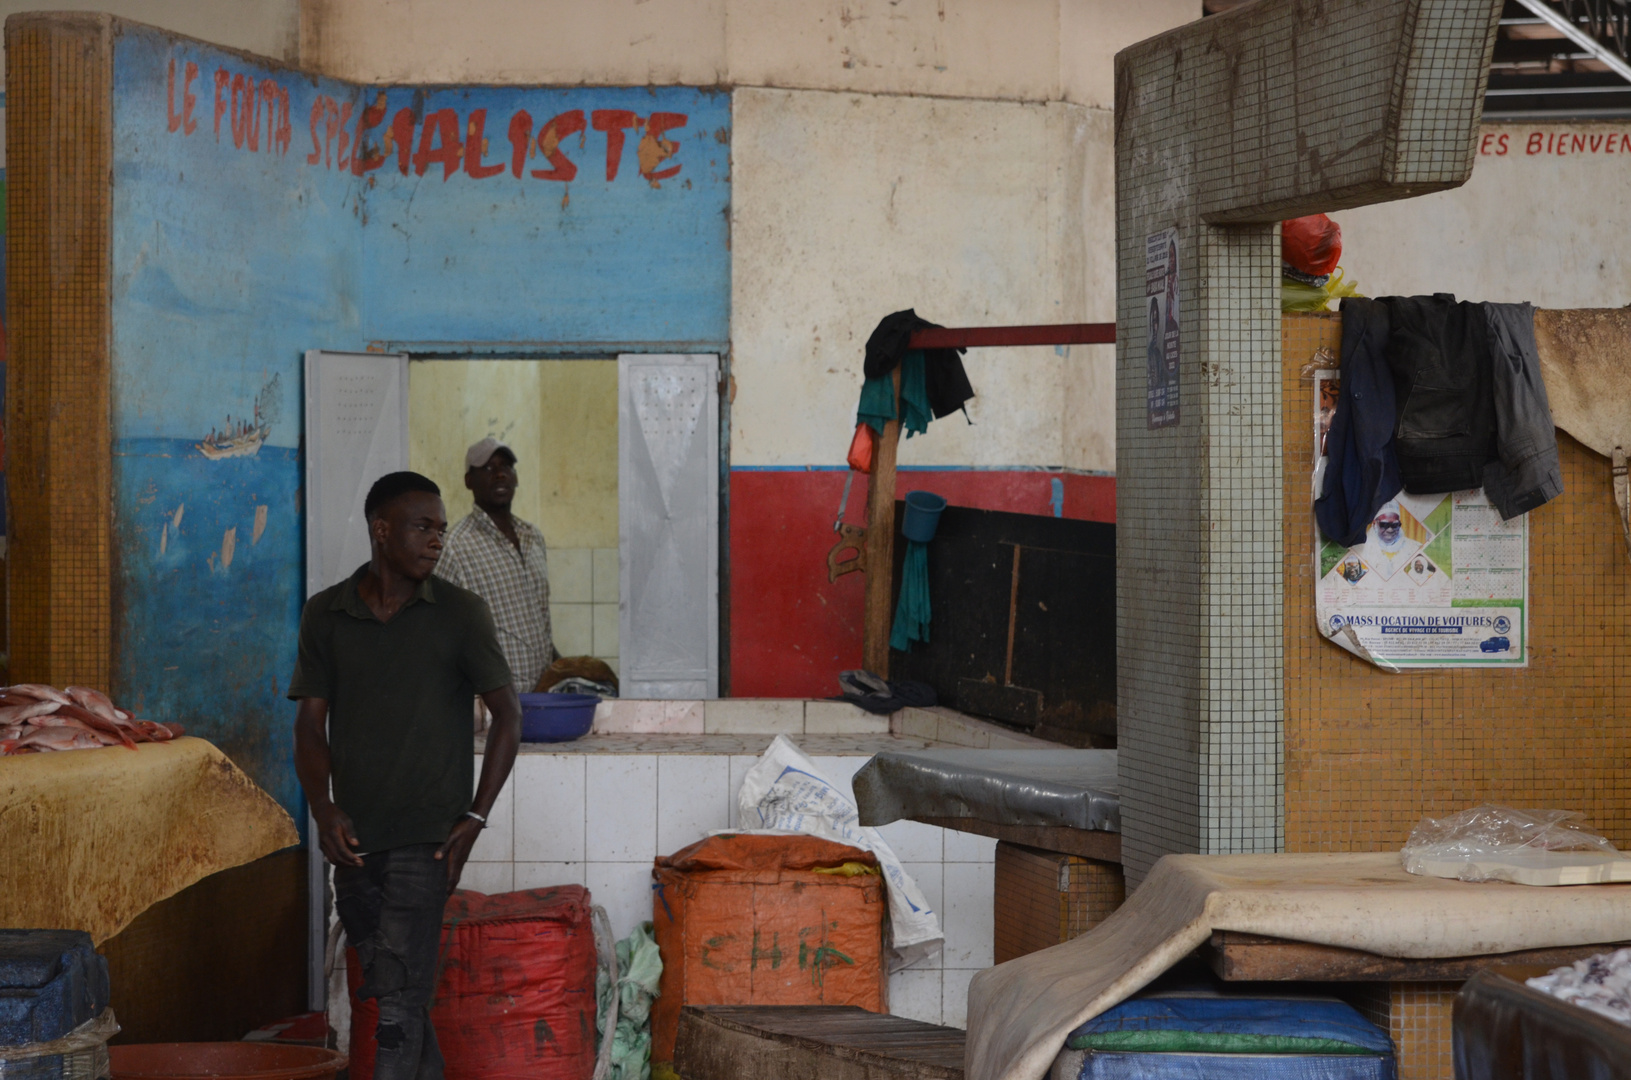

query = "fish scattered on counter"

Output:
[[0, 684, 185, 755]]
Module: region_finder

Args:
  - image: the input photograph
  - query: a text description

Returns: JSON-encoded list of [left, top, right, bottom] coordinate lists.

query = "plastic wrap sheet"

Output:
[[0, 739, 297, 944], [852, 749, 1119, 832], [1454, 969, 1631, 1080]]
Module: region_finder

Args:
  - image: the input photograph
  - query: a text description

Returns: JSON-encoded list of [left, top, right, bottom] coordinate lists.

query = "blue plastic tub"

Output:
[[901, 490, 947, 543], [517, 693, 599, 742], [0, 929, 109, 1046]]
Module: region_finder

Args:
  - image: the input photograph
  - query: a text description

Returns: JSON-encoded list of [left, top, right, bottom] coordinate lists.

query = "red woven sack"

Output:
[[1281, 214, 1342, 277], [348, 886, 597, 1080]]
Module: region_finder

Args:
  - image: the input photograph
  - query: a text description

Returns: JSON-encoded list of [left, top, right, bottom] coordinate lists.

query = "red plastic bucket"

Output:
[[110, 1043, 346, 1080]]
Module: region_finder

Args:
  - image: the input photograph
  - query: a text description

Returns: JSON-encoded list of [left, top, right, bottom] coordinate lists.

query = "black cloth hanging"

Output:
[[863, 309, 975, 420]]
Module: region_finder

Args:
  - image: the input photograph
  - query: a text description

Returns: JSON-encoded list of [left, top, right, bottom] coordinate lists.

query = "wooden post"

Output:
[[861, 368, 903, 676]]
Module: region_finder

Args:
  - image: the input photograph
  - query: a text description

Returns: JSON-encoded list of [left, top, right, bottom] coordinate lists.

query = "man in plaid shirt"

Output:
[[435, 438, 558, 693]]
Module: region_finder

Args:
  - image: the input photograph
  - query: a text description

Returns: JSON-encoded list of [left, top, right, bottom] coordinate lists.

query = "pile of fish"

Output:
[[0, 685, 185, 754]]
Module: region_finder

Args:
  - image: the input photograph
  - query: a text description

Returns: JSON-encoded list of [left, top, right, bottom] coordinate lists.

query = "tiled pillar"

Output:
[[1112, 0, 1503, 881]]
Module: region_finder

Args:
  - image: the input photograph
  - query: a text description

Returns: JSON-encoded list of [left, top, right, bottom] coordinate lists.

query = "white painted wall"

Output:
[[1337, 123, 1631, 309], [731, 87, 1117, 470], [0, 0, 298, 72], [295, 0, 1194, 475], [300, 0, 1200, 109]]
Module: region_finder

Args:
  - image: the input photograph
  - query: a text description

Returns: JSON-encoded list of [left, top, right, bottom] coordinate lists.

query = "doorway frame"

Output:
[[376, 341, 734, 696]]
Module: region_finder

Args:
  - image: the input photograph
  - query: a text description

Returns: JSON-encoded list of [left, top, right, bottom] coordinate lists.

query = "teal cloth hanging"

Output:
[[889, 540, 931, 651], [857, 351, 931, 439]]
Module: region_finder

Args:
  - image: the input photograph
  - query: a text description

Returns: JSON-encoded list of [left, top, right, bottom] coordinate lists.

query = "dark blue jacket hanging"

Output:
[[1315, 298, 1401, 548]]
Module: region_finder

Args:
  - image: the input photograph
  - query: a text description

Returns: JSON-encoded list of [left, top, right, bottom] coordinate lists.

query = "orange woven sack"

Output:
[[348, 886, 597, 1080], [649, 833, 888, 1066]]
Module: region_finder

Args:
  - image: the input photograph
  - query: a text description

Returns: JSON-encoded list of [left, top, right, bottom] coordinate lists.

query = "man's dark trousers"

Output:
[[336, 844, 448, 1080]]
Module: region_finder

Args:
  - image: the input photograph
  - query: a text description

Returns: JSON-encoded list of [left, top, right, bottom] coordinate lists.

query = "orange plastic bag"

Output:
[[348, 887, 597, 1080], [649, 834, 888, 1065], [846, 422, 876, 474], [1282, 213, 1342, 278]]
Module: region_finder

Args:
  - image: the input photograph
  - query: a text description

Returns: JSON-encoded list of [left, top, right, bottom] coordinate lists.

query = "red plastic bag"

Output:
[[1282, 214, 1342, 277], [348, 886, 597, 1080], [846, 422, 876, 474]]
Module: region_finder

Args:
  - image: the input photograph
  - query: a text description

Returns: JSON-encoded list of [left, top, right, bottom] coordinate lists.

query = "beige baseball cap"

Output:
[[465, 436, 517, 469]]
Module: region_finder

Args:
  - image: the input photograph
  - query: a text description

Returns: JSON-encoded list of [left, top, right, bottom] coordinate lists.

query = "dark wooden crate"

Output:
[[994, 842, 1125, 965], [675, 1005, 964, 1080]]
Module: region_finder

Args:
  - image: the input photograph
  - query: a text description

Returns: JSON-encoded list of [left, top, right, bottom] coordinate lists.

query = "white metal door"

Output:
[[618, 354, 719, 699], [303, 349, 411, 596], [301, 348, 409, 1010]]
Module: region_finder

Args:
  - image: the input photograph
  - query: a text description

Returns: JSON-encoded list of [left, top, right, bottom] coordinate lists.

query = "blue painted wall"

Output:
[[111, 31, 364, 818], [105, 25, 731, 822], [358, 86, 731, 348]]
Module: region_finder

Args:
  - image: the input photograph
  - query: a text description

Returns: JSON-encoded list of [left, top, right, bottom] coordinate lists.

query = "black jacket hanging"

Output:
[[1384, 294, 1496, 494], [863, 309, 975, 419]]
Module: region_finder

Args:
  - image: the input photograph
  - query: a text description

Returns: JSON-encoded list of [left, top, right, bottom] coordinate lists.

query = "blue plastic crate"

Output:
[[0, 931, 110, 1046]]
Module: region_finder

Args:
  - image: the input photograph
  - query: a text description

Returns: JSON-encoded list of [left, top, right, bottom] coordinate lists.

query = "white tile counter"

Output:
[[465, 703, 1050, 1027]]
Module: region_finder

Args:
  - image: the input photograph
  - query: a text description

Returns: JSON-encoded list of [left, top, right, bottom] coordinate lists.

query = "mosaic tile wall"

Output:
[[5, 15, 113, 689], [1115, 0, 1506, 881], [1347, 981, 1460, 1080], [1282, 313, 1631, 852]]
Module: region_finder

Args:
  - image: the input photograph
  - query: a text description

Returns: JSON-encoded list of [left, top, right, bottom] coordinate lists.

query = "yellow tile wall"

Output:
[[408, 359, 619, 550], [1282, 313, 1631, 852], [5, 15, 114, 688], [1346, 982, 1459, 1080]]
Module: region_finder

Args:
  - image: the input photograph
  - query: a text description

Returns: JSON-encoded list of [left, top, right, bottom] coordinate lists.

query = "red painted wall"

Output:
[[728, 469, 1115, 698]]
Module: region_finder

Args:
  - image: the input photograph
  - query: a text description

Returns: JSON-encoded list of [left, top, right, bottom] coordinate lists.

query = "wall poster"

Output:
[[1145, 228, 1180, 429], [1312, 371, 1528, 670]]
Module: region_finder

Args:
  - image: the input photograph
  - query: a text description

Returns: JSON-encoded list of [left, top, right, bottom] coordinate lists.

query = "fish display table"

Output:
[[966, 853, 1631, 1080], [0, 738, 297, 943]]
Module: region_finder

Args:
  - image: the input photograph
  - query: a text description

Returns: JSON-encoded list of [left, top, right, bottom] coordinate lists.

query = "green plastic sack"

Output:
[[1282, 267, 1362, 312], [596, 921, 663, 1080]]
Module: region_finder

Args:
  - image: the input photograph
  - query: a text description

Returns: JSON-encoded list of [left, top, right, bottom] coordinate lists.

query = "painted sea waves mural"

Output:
[[108, 25, 730, 820]]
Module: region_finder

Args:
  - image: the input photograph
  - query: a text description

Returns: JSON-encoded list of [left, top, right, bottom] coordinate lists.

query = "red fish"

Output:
[[0, 700, 61, 725], [64, 686, 119, 723], [5, 726, 103, 752], [3, 684, 74, 706], [51, 703, 137, 749]]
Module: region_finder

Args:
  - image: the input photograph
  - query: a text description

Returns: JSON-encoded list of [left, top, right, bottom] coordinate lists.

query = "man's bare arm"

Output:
[[294, 697, 364, 867], [435, 683, 521, 891]]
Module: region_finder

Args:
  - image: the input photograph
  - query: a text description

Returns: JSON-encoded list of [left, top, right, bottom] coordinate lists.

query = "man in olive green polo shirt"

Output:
[[291, 471, 521, 1080]]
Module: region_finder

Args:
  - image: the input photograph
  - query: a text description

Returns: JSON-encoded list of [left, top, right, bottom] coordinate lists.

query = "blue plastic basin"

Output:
[[517, 693, 599, 743]]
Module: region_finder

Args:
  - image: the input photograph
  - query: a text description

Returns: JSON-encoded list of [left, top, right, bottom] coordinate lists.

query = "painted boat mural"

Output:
[[196, 374, 279, 460]]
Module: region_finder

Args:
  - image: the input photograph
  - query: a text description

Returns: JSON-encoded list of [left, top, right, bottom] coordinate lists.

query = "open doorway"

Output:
[[408, 359, 621, 675], [303, 349, 720, 703]]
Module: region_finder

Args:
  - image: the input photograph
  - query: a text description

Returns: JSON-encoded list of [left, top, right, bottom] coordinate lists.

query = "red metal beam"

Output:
[[907, 323, 1116, 349]]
